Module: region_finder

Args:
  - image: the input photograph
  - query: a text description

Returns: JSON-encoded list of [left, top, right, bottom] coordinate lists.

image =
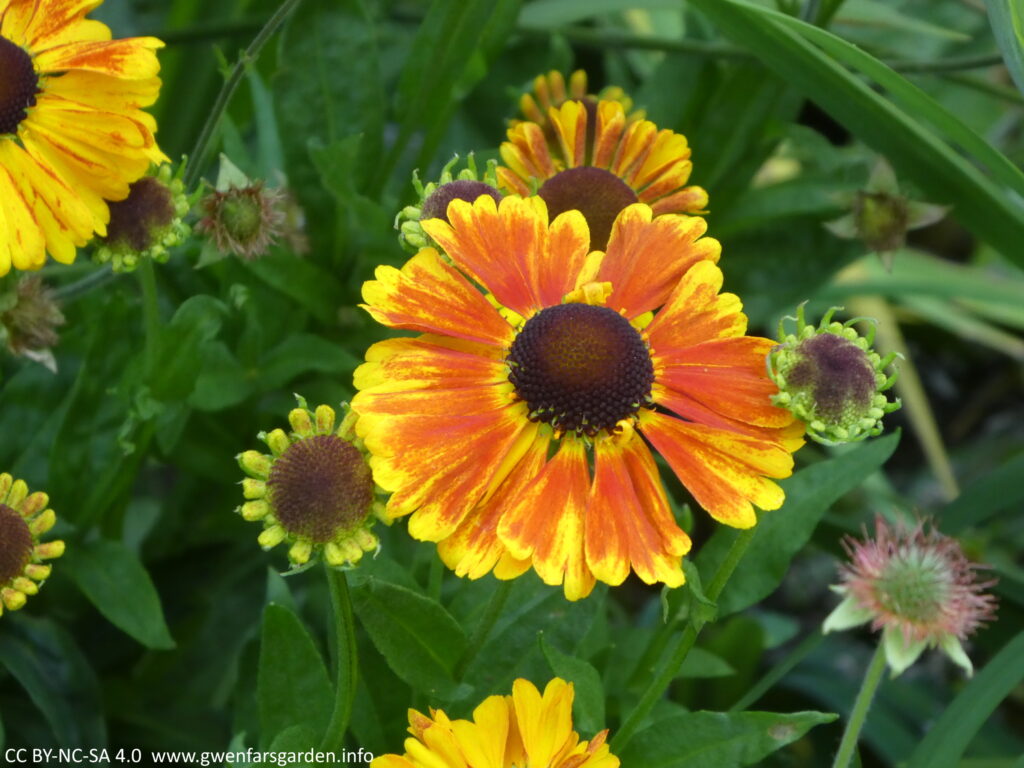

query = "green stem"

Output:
[[832, 643, 887, 768], [321, 568, 358, 753], [612, 528, 757, 751], [183, 0, 304, 189], [137, 259, 161, 376], [730, 629, 824, 712], [453, 580, 513, 682], [427, 554, 445, 602], [53, 266, 116, 304]]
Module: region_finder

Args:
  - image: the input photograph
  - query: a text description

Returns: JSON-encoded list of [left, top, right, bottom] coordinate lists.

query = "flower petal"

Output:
[[35, 36, 164, 78], [513, 679, 576, 767], [599, 204, 721, 318], [438, 430, 550, 580], [585, 432, 689, 587], [645, 260, 745, 349], [360, 248, 514, 347], [639, 410, 793, 528], [498, 436, 596, 600], [653, 336, 795, 429]]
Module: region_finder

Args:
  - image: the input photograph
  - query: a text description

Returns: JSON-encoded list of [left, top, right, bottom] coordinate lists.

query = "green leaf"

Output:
[[619, 710, 837, 767], [0, 616, 105, 747], [257, 604, 333, 747], [519, 0, 680, 27], [907, 631, 1024, 768], [835, 0, 971, 42], [943, 452, 1024, 533], [698, 431, 900, 615], [62, 539, 175, 650], [350, 577, 468, 700], [258, 334, 359, 390], [986, 0, 1024, 97], [687, 0, 1024, 266], [150, 295, 227, 403], [678, 647, 736, 679], [242, 253, 346, 326], [540, 634, 605, 733]]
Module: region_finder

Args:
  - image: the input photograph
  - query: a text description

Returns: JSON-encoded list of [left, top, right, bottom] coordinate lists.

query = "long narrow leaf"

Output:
[[686, 0, 1024, 267], [986, 0, 1024, 96]]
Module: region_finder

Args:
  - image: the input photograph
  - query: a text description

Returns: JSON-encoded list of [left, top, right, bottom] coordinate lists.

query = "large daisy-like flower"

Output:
[[372, 678, 618, 768], [498, 99, 708, 250], [0, 472, 64, 617], [353, 195, 801, 600], [0, 0, 167, 275]]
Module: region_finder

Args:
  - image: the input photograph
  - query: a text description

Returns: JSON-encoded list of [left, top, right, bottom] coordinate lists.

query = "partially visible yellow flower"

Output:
[[0, 472, 64, 617], [372, 678, 619, 768], [498, 99, 707, 250], [0, 0, 168, 274], [237, 398, 383, 570], [514, 70, 642, 132]]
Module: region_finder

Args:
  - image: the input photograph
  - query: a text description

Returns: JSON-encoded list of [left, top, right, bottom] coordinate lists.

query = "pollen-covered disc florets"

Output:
[[508, 302, 654, 436], [823, 515, 997, 677], [0, 35, 38, 135], [394, 153, 501, 252], [236, 398, 382, 570], [0, 473, 64, 618], [767, 305, 900, 445], [94, 163, 191, 273]]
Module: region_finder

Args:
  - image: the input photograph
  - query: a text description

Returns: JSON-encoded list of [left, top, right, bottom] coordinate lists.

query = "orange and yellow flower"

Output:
[[498, 98, 708, 250], [353, 195, 802, 600], [372, 678, 619, 768], [0, 0, 168, 275], [514, 69, 642, 132]]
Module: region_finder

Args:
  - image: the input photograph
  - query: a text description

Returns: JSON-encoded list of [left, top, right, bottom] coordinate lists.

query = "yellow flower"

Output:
[[0, 0, 168, 274], [0, 472, 64, 617], [499, 79, 707, 250], [513, 70, 642, 133], [372, 678, 619, 768], [237, 399, 383, 570]]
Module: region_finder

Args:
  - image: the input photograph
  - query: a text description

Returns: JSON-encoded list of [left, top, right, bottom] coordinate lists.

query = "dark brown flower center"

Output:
[[421, 180, 503, 223], [539, 167, 638, 251], [508, 303, 653, 436], [267, 435, 374, 543], [0, 503, 34, 584], [104, 177, 175, 251], [788, 334, 876, 422], [0, 35, 39, 135]]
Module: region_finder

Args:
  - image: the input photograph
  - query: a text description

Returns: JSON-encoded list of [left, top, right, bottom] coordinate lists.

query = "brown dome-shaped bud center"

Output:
[[788, 334, 876, 422], [508, 303, 653, 435], [539, 167, 638, 251], [104, 177, 175, 251], [0, 35, 39, 135], [0, 503, 34, 584], [421, 180, 503, 223], [267, 435, 374, 543]]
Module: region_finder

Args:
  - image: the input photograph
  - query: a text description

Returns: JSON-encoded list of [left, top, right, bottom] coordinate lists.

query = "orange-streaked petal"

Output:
[[424, 195, 589, 318], [592, 100, 627, 169], [645, 260, 745, 349], [361, 247, 514, 347], [438, 430, 550, 580], [585, 433, 689, 588], [599, 204, 720, 318], [354, 335, 506, 395], [653, 336, 794, 428], [0, 163, 47, 272], [358, 401, 535, 541], [34, 36, 164, 78], [43, 70, 162, 111], [14, 0, 111, 52], [650, 185, 709, 215], [639, 409, 793, 529], [498, 436, 596, 600], [550, 100, 586, 167]]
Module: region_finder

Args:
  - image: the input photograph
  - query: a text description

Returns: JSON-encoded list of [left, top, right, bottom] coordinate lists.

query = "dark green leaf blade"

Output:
[[62, 539, 175, 650], [350, 578, 468, 700], [257, 604, 334, 747], [619, 710, 837, 768], [540, 634, 606, 733]]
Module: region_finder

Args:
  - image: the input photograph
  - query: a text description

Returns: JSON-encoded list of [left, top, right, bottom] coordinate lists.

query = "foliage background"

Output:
[[0, 0, 1022, 765]]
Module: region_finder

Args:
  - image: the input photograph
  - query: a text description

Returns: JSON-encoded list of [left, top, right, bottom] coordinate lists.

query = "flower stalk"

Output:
[[831, 643, 887, 768], [321, 567, 358, 753]]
